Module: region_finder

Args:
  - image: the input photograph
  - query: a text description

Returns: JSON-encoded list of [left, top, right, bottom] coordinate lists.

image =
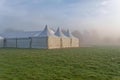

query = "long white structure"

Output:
[[0, 26, 79, 49], [55, 28, 70, 48]]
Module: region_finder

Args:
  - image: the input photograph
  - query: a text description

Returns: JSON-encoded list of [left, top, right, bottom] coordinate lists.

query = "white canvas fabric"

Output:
[[65, 29, 79, 47], [17, 38, 31, 48], [31, 37, 48, 49], [65, 29, 74, 38], [39, 25, 55, 37], [48, 36, 61, 49], [0, 26, 79, 49], [0, 31, 41, 39], [55, 27, 67, 38], [31, 26, 57, 49], [5, 39, 17, 47], [55, 28, 71, 48]]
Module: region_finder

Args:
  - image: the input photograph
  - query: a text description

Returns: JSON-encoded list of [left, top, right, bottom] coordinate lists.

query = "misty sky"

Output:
[[0, 0, 120, 36]]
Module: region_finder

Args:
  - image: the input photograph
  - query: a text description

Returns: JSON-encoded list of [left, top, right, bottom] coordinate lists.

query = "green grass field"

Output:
[[0, 48, 120, 80]]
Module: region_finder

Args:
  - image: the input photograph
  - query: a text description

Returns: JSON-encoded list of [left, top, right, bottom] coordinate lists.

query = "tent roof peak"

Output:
[[66, 29, 74, 38], [39, 25, 55, 37], [55, 27, 66, 37]]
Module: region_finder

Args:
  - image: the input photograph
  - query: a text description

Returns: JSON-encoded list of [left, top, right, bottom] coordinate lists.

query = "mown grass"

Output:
[[0, 47, 120, 80]]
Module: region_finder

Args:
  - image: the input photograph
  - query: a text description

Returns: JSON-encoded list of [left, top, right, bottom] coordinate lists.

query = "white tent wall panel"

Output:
[[71, 38, 79, 47], [61, 38, 71, 48], [48, 37, 61, 49], [0, 39, 4, 47], [5, 39, 17, 47], [31, 37, 48, 49], [17, 38, 31, 48]]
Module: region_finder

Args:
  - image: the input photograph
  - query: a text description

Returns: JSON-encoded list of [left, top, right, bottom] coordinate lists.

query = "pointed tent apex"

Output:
[[39, 25, 55, 37], [56, 27, 60, 32], [45, 24, 48, 27], [66, 29, 71, 35], [57, 27, 60, 30], [55, 27, 66, 37], [44, 25, 48, 30], [58, 27, 60, 29], [66, 29, 74, 38], [67, 29, 69, 33], [67, 29, 72, 34]]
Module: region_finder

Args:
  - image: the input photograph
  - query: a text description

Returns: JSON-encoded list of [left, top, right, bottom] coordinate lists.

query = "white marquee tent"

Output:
[[31, 25, 61, 49], [0, 26, 79, 49]]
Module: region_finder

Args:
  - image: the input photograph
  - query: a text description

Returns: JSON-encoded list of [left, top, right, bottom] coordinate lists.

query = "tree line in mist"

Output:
[[72, 29, 120, 47]]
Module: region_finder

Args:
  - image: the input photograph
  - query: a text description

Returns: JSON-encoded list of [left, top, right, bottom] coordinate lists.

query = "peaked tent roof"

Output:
[[0, 25, 56, 38], [65, 29, 75, 38], [55, 27, 66, 38], [39, 25, 55, 37], [0, 31, 41, 38]]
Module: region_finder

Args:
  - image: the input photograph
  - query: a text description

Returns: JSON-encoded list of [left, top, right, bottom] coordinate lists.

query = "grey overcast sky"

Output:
[[0, 0, 120, 36]]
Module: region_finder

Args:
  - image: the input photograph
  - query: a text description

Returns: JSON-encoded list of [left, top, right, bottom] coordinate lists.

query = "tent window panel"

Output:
[[31, 38, 47, 48], [17, 39, 31, 48], [6, 39, 16, 47]]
